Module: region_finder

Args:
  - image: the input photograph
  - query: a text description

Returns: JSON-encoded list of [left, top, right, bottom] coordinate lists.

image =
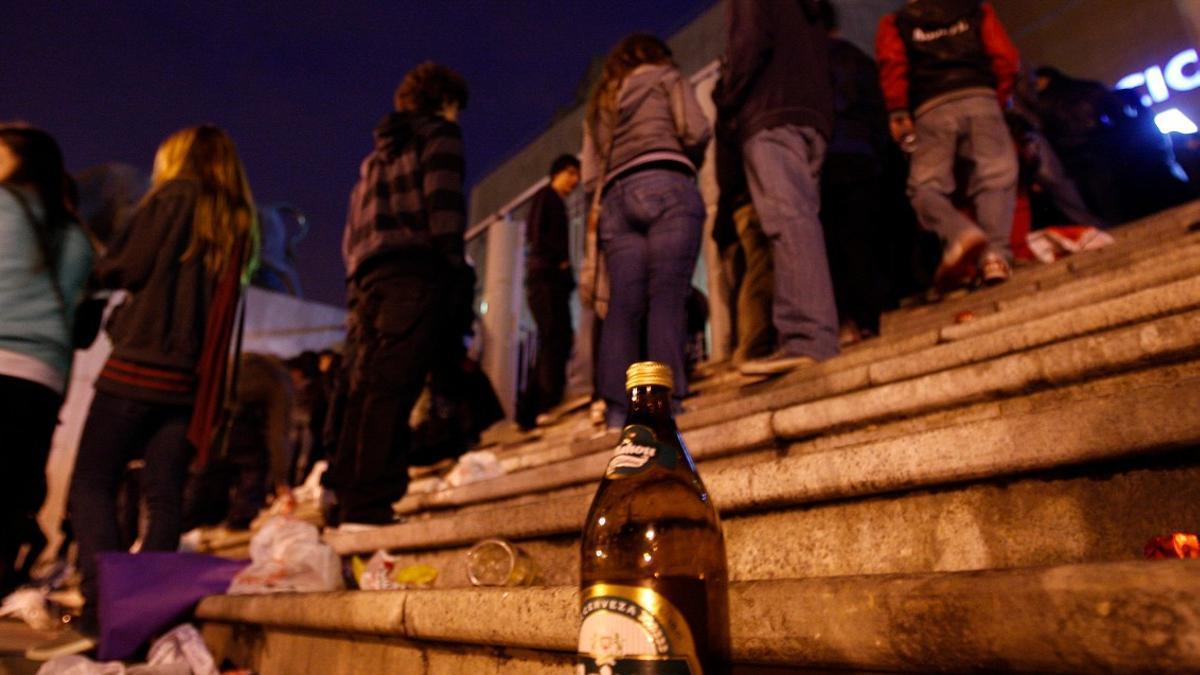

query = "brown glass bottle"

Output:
[[577, 362, 730, 675]]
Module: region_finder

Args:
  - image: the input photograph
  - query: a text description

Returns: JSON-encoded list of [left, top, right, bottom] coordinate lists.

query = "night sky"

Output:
[[1, 1, 715, 306]]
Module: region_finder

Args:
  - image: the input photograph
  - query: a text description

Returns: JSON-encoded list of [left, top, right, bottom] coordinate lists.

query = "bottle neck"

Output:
[[625, 385, 674, 427]]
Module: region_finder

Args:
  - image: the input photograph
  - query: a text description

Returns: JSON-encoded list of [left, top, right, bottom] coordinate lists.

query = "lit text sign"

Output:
[[1116, 48, 1200, 135]]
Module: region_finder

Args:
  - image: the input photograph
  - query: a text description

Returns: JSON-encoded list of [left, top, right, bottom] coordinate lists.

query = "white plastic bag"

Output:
[[1, 587, 54, 630], [443, 450, 504, 488], [146, 624, 218, 675], [227, 516, 343, 594]]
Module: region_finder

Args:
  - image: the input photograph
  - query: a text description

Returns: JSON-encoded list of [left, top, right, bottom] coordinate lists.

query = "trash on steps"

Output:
[[227, 517, 342, 594], [1145, 533, 1200, 559], [465, 539, 536, 586], [442, 450, 504, 488], [1, 587, 56, 630], [36, 623, 217, 675], [350, 551, 438, 590]]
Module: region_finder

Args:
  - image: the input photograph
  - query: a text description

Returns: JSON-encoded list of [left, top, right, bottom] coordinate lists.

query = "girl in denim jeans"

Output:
[[580, 33, 712, 427]]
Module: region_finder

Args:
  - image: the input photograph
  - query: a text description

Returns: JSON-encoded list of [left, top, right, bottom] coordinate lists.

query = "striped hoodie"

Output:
[[341, 111, 466, 279]]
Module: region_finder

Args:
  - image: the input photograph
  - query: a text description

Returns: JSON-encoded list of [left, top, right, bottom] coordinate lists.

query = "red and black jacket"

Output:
[[876, 0, 1019, 115]]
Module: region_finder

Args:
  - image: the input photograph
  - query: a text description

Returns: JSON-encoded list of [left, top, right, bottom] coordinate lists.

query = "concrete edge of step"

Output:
[[195, 559, 1200, 672], [391, 300, 1200, 519], [441, 238, 1200, 490], [324, 358, 1200, 555]]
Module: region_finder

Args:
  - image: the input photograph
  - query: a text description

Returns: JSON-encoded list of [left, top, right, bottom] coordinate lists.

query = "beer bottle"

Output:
[[577, 361, 730, 674]]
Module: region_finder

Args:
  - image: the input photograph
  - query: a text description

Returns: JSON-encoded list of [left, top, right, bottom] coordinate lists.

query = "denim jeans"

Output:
[[69, 390, 193, 634], [742, 124, 840, 360], [598, 169, 704, 426], [908, 94, 1019, 261]]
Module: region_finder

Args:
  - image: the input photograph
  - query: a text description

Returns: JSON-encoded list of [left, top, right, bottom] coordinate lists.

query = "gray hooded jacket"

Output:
[[581, 63, 712, 194]]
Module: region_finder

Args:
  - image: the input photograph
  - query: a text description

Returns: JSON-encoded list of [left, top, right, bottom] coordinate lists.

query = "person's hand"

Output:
[[889, 112, 915, 144]]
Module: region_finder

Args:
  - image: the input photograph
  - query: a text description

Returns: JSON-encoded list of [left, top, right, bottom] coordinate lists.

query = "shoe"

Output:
[[25, 629, 96, 661], [980, 252, 1011, 286], [933, 229, 988, 292], [738, 350, 817, 376]]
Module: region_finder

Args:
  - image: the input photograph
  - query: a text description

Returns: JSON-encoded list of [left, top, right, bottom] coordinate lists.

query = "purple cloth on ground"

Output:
[[97, 551, 248, 660]]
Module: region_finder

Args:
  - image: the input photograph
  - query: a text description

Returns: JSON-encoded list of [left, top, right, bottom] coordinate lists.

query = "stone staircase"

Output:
[[196, 201, 1200, 673]]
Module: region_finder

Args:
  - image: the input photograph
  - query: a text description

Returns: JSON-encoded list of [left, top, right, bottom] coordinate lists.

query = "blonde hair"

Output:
[[145, 125, 259, 278]]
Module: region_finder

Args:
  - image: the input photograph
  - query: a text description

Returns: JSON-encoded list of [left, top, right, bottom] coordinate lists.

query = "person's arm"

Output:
[[715, 0, 773, 117], [422, 121, 467, 268], [980, 2, 1020, 107], [875, 13, 913, 142], [525, 187, 548, 259], [669, 68, 713, 165], [94, 183, 193, 291]]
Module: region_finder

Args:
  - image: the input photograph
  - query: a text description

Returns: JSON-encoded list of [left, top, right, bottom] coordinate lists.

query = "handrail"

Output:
[[465, 58, 722, 242]]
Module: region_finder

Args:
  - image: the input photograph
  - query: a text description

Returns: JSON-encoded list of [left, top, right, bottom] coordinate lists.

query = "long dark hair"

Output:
[[587, 33, 676, 136], [0, 124, 76, 269]]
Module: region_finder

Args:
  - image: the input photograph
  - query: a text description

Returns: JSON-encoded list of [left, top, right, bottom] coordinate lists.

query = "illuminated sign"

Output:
[[1116, 48, 1200, 135]]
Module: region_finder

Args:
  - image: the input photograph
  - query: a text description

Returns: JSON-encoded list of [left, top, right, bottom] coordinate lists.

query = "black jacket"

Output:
[[524, 185, 571, 275], [96, 179, 216, 404], [829, 38, 890, 160], [715, 0, 834, 143]]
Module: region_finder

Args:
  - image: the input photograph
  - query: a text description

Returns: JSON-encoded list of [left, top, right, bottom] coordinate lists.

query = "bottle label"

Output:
[[606, 425, 676, 478], [577, 583, 700, 674]]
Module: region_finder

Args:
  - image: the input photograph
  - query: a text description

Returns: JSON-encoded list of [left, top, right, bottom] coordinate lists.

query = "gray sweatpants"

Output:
[[908, 94, 1019, 261]]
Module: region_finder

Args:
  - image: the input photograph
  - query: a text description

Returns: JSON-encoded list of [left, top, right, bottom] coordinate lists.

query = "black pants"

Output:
[[0, 375, 61, 596], [329, 258, 449, 524], [524, 268, 574, 416], [821, 153, 889, 335], [69, 390, 193, 633]]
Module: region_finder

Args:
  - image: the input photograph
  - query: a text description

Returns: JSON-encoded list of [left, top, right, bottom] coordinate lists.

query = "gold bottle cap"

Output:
[[625, 361, 673, 391]]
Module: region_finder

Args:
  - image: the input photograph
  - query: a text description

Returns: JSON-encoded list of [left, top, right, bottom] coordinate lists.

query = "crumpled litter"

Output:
[[351, 551, 437, 590], [1026, 226, 1115, 263], [227, 517, 343, 594], [36, 624, 216, 675], [0, 587, 55, 630], [1145, 532, 1200, 559], [442, 450, 504, 488]]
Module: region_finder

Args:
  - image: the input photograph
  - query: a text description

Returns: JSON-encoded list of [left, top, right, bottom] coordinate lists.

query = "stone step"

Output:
[[197, 559, 1200, 673], [391, 288, 1200, 518], [326, 355, 1200, 570], [470, 230, 1200, 483], [877, 226, 1200, 342], [878, 199, 1200, 336]]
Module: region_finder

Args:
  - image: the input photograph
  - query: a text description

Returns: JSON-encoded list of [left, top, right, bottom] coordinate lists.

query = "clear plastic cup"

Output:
[[465, 538, 536, 586]]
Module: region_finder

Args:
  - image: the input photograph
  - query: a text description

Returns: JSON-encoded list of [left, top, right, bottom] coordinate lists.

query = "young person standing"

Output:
[[0, 126, 93, 598], [716, 0, 840, 376], [520, 154, 581, 428], [876, 0, 1021, 289], [63, 125, 257, 654], [331, 62, 470, 525]]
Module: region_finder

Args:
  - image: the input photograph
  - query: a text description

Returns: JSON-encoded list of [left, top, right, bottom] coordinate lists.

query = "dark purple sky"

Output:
[[0, 1, 714, 306]]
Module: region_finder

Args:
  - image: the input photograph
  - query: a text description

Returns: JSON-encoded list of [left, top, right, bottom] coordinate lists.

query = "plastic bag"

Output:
[[0, 587, 55, 630], [442, 450, 504, 488], [37, 624, 215, 675], [227, 516, 343, 594], [145, 624, 218, 675]]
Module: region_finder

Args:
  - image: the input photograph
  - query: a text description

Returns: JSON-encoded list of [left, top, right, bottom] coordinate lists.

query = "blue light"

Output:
[[1154, 108, 1199, 135]]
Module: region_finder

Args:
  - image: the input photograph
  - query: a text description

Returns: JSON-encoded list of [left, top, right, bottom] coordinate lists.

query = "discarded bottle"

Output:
[[577, 361, 730, 674]]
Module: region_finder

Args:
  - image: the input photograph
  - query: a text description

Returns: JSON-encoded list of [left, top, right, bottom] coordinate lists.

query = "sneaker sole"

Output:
[[934, 234, 988, 293]]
